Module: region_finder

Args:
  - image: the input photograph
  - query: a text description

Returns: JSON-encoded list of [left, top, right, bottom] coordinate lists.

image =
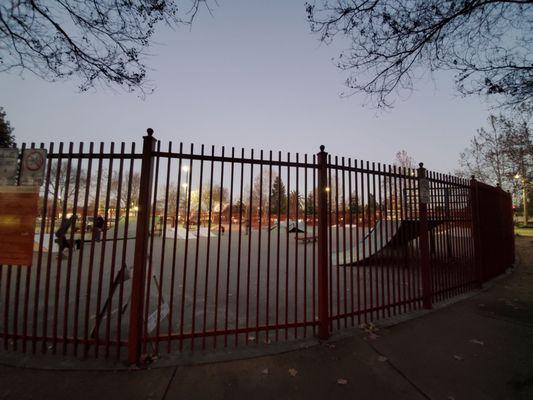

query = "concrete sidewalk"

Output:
[[1, 237, 532, 400]]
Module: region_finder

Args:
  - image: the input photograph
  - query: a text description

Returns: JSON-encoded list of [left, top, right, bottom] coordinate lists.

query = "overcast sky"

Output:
[[1, 0, 494, 174]]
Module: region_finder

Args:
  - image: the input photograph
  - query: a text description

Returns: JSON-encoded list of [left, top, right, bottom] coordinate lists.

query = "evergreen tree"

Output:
[[289, 190, 303, 218], [305, 191, 316, 215], [270, 176, 287, 214], [0, 107, 15, 148], [364, 193, 378, 216], [348, 193, 360, 214]]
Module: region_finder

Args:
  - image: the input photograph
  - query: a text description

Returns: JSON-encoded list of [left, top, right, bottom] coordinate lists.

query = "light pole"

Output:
[[182, 165, 190, 228], [514, 173, 528, 226]]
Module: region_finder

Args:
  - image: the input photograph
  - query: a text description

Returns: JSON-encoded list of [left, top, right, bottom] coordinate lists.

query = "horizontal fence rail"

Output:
[[0, 130, 515, 364]]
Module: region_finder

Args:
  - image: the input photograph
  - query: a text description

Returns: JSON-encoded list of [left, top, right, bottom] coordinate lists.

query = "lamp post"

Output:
[[182, 165, 190, 228], [514, 173, 528, 226]]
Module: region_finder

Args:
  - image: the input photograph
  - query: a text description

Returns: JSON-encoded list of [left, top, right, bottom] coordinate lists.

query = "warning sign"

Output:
[[0, 148, 19, 185], [20, 149, 47, 186], [419, 178, 430, 204], [0, 186, 39, 265]]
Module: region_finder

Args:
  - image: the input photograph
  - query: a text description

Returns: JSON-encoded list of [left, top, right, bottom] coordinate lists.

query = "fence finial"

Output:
[[418, 162, 424, 169], [319, 145, 325, 152], [146, 128, 154, 136]]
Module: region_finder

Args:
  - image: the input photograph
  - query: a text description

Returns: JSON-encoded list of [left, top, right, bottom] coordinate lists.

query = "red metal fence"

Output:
[[0, 130, 515, 364]]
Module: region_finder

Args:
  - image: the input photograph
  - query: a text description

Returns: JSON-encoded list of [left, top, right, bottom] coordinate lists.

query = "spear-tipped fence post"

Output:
[[417, 163, 432, 309], [470, 175, 483, 286], [128, 128, 156, 364], [317, 145, 329, 339]]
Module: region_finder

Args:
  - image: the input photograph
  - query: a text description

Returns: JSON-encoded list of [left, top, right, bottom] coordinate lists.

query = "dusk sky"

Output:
[[1, 0, 493, 174]]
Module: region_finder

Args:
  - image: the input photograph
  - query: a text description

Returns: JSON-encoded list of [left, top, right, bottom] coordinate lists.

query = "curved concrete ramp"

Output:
[[333, 219, 442, 266], [333, 220, 399, 266]]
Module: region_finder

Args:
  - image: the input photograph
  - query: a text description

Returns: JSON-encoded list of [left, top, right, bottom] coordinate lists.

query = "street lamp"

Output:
[[514, 173, 528, 226], [182, 165, 190, 228]]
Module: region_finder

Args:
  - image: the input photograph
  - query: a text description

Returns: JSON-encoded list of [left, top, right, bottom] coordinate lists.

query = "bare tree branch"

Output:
[[0, 1, 215, 94], [307, 0, 533, 109]]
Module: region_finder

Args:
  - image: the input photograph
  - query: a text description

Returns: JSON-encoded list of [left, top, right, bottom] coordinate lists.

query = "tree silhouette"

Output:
[[1, 1, 213, 94], [348, 193, 360, 214], [457, 113, 532, 192], [270, 176, 287, 214], [305, 191, 316, 215], [289, 190, 304, 218], [394, 150, 415, 169], [0, 107, 15, 148], [307, 0, 532, 109]]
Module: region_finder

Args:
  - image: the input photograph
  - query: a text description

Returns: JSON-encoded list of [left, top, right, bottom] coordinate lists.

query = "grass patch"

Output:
[[515, 226, 533, 237]]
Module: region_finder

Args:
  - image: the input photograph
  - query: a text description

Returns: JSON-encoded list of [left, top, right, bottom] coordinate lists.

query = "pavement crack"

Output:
[[365, 341, 432, 400], [161, 366, 178, 400]]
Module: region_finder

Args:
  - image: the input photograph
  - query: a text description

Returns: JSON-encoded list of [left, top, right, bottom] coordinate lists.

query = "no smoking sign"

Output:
[[24, 149, 45, 171], [20, 149, 47, 186]]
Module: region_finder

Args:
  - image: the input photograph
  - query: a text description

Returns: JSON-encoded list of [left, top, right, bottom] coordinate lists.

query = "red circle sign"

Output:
[[24, 150, 45, 172]]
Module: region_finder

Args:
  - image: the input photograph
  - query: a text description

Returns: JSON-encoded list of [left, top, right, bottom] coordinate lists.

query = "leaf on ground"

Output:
[[359, 322, 379, 334], [337, 378, 348, 385], [261, 368, 269, 375], [325, 343, 336, 349], [453, 355, 464, 361], [364, 333, 379, 341], [248, 336, 255, 342], [377, 355, 388, 362], [288, 368, 298, 377], [469, 339, 485, 346]]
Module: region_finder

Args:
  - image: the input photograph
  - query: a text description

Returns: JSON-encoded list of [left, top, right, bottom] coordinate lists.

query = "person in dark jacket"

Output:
[[95, 215, 105, 242], [55, 214, 77, 257]]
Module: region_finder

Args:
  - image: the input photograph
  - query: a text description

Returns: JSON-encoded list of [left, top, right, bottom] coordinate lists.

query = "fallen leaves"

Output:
[[453, 355, 464, 361], [288, 368, 298, 377], [360, 323, 380, 340], [469, 339, 485, 346], [337, 378, 348, 385], [377, 355, 388, 362], [360, 322, 379, 334], [261, 368, 269, 375]]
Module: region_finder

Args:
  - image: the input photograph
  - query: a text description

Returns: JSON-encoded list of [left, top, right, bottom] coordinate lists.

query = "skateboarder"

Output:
[[94, 215, 105, 242], [55, 214, 77, 256]]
